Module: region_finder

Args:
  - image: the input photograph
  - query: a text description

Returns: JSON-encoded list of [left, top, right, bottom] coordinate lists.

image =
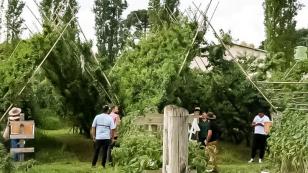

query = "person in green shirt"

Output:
[[198, 111, 209, 146]]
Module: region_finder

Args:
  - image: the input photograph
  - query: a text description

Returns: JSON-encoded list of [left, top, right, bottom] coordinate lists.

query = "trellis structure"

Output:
[[1, 0, 308, 124], [0, 0, 118, 122]]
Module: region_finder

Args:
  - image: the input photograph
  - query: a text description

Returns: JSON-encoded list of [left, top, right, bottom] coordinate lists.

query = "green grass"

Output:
[[16, 129, 119, 173], [216, 142, 274, 173], [17, 162, 119, 173], [16, 129, 274, 173]]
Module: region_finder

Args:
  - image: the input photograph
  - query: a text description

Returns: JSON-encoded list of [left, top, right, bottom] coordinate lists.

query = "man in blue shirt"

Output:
[[91, 105, 116, 167]]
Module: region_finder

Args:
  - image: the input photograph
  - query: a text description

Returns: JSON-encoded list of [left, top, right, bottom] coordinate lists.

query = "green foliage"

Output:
[[0, 143, 14, 173], [148, 0, 162, 29], [295, 28, 308, 46], [0, 38, 41, 111], [34, 109, 64, 130], [5, 0, 25, 42], [268, 110, 308, 173], [112, 21, 197, 112], [112, 130, 162, 173], [148, 0, 180, 30], [264, 0, 302, 69], [94, 0, 127, 65], [188, 141, 208, 172], [124, 9, 149, 41]]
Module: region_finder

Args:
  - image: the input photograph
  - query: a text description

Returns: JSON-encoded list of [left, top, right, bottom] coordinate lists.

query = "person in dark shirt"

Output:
[[198, 112, 209, 146], [205, 112, 220, 173]]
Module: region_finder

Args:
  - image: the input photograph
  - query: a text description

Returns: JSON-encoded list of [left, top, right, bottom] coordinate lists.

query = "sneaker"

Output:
[[259, 159, 262, 163], [205, 169, 214, 173], [248, 158, 254, 163], [205, 168, 218, 173]]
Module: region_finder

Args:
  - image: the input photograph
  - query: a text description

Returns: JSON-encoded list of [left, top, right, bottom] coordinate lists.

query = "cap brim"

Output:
[[9, 117, 20, 120]]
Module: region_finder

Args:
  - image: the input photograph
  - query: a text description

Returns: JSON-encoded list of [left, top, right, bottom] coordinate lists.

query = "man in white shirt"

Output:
[[91, 105, 116, 167], [248, 111, 271, 163]]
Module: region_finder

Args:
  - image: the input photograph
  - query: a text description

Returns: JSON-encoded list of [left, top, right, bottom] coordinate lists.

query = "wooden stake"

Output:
[[163, 105, 189, 173]]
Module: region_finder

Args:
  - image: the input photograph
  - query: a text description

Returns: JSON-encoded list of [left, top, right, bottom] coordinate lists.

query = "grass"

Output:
[[15, 129, 118, 173], [17, 162, 119, 173], [14, 129, 274, 173], [215, 142, 274, 173]]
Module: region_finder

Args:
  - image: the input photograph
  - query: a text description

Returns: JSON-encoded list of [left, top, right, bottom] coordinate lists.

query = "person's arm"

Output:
[[115, 114, 121, 126], [91, 127, 96, 141], [206, 130, 212, 143], [251, 116, 258, 127], [110, 118, 116, 142], [111, 129, 115, 140], [91, 117, 97, 141], [205, 123, 212, 144]]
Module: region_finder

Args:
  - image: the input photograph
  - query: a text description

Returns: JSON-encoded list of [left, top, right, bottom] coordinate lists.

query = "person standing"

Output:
[[107, 105, 121, 164], [198, 112, 209, 147], [189, 107, 201, 140], [205, 112, 220, 173], [8, 107, 22, 161], [248, 111, 271, 163], [91, 105, 116, 168]]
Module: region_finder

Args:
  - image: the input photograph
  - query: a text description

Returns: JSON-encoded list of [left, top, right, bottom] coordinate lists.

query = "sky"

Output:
[[1, 0, 308, 48]]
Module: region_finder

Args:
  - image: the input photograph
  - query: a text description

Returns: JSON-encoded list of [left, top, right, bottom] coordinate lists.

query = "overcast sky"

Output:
[[1, 0, 308, 48]]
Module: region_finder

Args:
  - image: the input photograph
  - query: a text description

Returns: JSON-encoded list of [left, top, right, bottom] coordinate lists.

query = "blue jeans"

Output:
[[11, 139, 19, 161]]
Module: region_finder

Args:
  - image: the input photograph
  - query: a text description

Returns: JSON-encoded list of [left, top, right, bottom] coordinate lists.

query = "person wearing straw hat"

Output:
[[248, 111, 271, 164], [205, 112, 221, 173], [8, 107, 22, 161]]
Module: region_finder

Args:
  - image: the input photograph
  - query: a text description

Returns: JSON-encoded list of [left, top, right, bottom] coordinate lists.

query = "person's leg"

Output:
[[206, 141, 218, 172], [211, 141, 218, 171], [101, 139, 111, 167], [11, 139, 19, 161], [259, 135, 267, 160], [198, 137, 206, 147], [92, 140, 103, 166], [107, 140, 115, 164], [250, 134, 258, 160]]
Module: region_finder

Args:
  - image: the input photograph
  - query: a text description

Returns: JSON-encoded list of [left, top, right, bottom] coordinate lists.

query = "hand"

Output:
[[204, 139, 207, 145], [256, 123, 264, 127], [92, 137, 96, 142]]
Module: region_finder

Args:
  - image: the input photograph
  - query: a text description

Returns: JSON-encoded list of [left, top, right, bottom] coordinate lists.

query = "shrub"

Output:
[[0, 143, 14, 173], [188, 141, 208, 172], [112, 130, 162, 173], [268, 110, 308, 173], [35, 109, 63, 130]]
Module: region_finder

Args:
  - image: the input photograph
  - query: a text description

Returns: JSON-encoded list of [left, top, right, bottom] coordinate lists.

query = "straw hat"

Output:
[[8, 116, 20, 121], [207, 112, 216, 120], [8, 107, 21, 117]]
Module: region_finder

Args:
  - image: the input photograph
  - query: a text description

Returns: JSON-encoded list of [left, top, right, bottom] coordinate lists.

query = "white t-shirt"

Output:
[[92, 113, 116, 140], [253, 115, 271, 135]]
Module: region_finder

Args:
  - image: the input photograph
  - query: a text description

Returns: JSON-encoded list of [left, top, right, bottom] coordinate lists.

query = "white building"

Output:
[[190, 43, 266, 72]]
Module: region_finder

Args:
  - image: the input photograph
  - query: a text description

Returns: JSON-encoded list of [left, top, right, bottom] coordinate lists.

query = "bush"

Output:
[[112, 130, 162, 173], [0, 143, 14, 173], [268, 110, 308, 173], [35, 109, 63, 130], [188, 141, 208, 172]]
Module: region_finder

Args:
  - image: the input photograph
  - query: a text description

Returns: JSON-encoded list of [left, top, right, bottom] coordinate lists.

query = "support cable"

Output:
[[0, 16, 76, 122], [192, 2, 278, 112]]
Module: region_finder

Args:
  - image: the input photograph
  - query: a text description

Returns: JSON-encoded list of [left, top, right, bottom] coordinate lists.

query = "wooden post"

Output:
[[19, 113, 25, 161], [163, 105, 189, 173]]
